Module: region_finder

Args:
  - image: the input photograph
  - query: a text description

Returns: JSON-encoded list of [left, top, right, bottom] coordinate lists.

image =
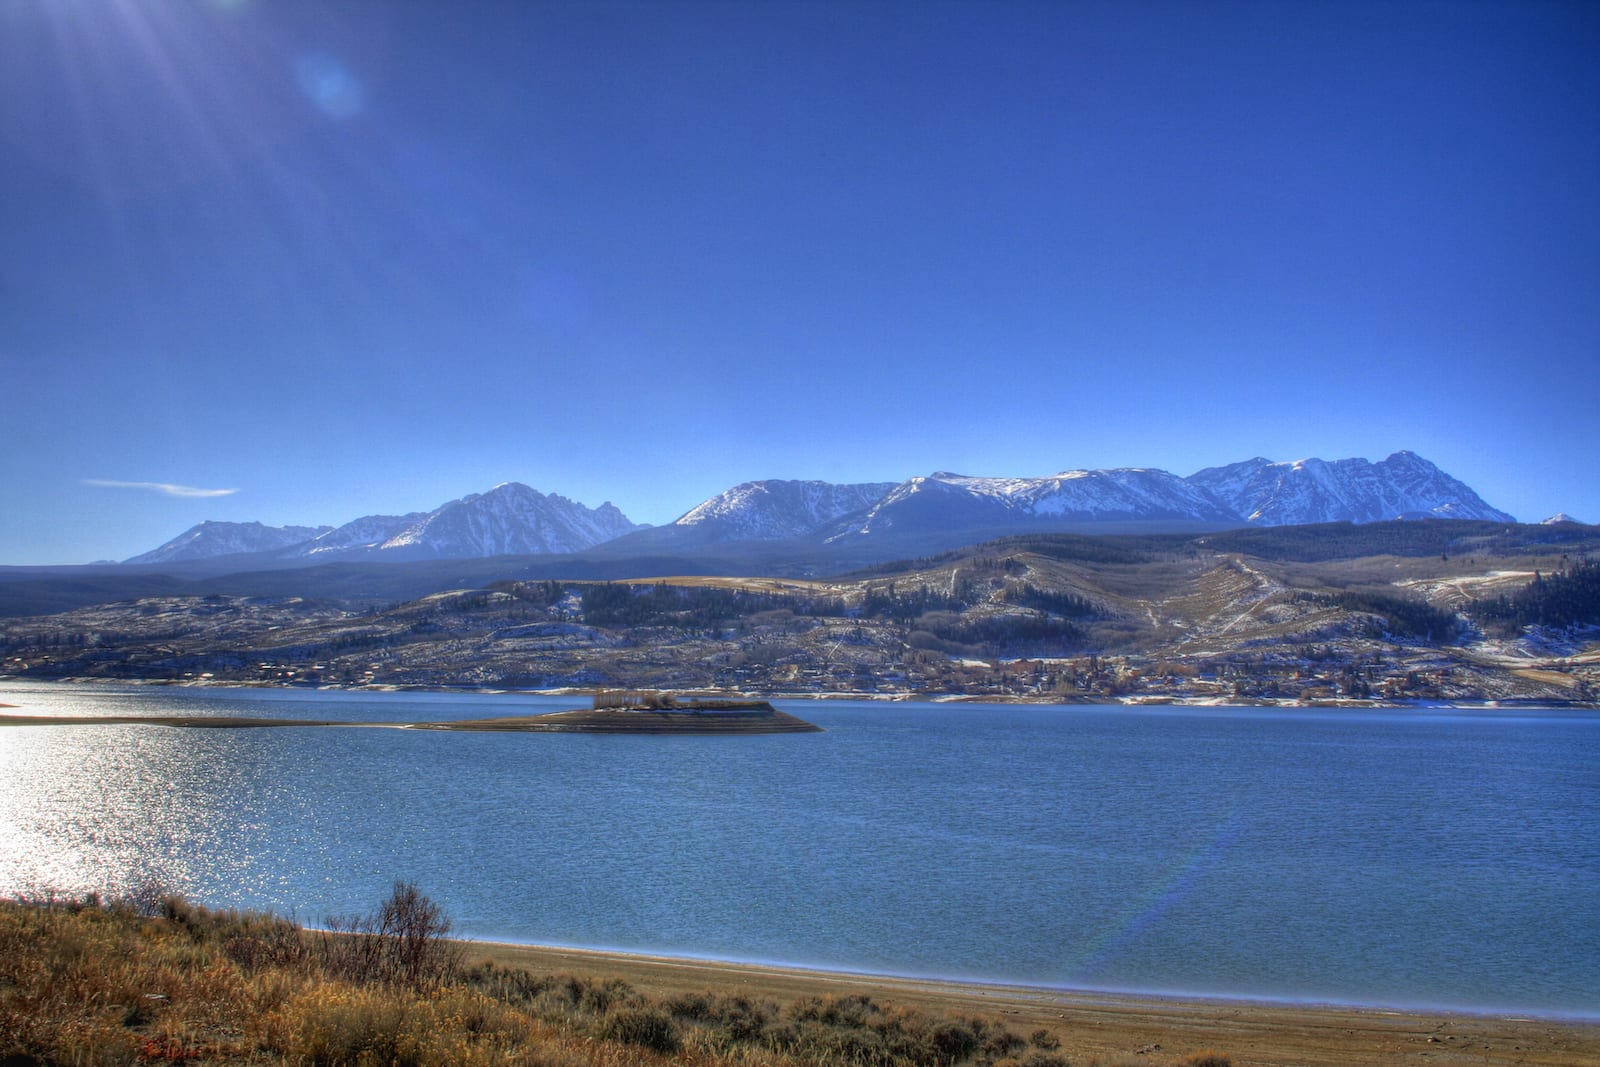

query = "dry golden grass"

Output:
[[2, 895, 1140, 1067], [11, 894, 1598, 1067], [1512, 668, 1581, 688]]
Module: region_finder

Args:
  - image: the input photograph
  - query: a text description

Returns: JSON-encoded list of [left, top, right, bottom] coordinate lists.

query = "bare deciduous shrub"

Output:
[[461, 959, 560, 1006], [5, 889, 1057, 1067], [317, 880, 460, 989], [597, 1005, 682, 1053], [1020, 1052, 1073, 1067], [222, 914, 311, 973], [1029, 1028, 1060, 1050], [577, 976, 637, 1014], [662, 990, 715, 1020]]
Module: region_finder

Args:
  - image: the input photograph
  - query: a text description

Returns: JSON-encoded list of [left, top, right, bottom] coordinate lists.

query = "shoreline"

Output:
[[4, 676, 1596, 1062], [0, 706, 824, 733], [458, 940, 1600, 1067], [3, 675, 1596, 711]]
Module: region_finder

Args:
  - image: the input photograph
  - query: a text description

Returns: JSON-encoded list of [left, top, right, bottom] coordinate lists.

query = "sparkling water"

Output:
[[1, 681, 1595, 1016]]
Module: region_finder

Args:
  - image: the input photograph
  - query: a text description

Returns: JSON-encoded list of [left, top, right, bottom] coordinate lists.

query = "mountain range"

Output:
[[122, 452, 1518, 566], [125, 483, 642, 565]]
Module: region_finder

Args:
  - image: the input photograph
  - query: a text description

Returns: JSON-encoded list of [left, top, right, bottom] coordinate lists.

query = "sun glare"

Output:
[[294, 51, 365, 120]]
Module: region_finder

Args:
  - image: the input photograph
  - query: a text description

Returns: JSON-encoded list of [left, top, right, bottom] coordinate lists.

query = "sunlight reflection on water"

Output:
[[0, 722, 304, 903], [2, 682, 1597, 1016]]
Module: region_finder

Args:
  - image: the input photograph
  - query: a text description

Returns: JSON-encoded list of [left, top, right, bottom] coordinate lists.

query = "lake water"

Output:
[[1, 680, 1596, 1017]]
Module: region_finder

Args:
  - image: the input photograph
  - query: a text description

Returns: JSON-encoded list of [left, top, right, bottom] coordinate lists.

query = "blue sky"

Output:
[[2, 0, 1596, 565]]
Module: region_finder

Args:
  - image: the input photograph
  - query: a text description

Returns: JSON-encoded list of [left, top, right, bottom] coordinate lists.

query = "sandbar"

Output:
[[461, 941, 1600, 1067], [0, 705, 823, 733]]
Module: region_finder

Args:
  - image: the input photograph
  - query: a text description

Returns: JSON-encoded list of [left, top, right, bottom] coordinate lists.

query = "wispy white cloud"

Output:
[[83, 479, 239, 498]]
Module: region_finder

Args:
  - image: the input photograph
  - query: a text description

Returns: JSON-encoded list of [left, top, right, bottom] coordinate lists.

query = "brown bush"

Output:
[[316, 880, 461, 989]]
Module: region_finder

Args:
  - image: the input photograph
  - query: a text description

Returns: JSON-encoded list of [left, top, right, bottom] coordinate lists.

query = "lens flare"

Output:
[[1063, 811, 1247, 983], [295, 52, 364, 119]]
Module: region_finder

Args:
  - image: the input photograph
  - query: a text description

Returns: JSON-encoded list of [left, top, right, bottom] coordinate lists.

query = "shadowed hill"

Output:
[[3, 520, 1596, 705]]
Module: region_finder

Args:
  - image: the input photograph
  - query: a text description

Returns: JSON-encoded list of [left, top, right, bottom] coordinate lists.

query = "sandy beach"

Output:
[[461, 942, 1600, 1067]]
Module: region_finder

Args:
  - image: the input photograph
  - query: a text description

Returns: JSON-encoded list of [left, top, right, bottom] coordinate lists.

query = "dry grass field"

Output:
[[4, 891, 1598, 1067]]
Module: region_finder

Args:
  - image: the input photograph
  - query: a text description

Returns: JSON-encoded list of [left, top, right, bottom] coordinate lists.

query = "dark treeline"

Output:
[[579, 583, 846, 628], [577, 581, 1090, 657], [858, 582, 973, 623], [843, 534, 1166, 580], [1290, 588, 1461, 642], [998, 582, 1098, 618], [910, 611, 1086, 654], [1202, 520, 1600, 563], [1475, 560, 1600, 632], [1203, 522, 1466, 562], [983, 534, 1174, 565], [845, 522, 1600, 580], [1321, 590, 1463, 642], [495, 579, 568, 607]]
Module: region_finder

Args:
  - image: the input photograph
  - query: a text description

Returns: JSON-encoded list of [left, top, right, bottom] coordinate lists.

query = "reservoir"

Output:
[[1, 680, 1595, 1017]]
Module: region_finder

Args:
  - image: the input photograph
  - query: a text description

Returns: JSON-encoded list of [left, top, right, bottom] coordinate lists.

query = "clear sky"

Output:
[[2, 0, 1596, 565]]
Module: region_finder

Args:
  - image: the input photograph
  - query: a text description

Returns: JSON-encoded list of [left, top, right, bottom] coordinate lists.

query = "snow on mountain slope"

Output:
[[1187, 451, 1515, 525], [825, 475, 1017, 539], [126, 484, 643, 565], [121, 453, 1521, 567], [364, 483, 643, 559], [1016, 468, 1238, 520], [673, 480, 897, 541], [124, 521, 333, 564], [828, 468, 1237, 539], [298, 513, 427, 558]]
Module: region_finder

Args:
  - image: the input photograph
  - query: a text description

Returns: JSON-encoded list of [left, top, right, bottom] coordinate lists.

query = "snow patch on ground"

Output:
[[1470, 625, 1600, 662], [1400, 570, 1536, 601]]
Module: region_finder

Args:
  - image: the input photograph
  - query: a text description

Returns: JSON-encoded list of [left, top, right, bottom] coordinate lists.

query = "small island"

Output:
[[0, 693, 823, 734], [417, 693, 823, 734]]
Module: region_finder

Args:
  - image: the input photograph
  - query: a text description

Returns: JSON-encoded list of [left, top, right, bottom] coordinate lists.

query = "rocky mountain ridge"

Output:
[[125, 521, 335, 565], [128, 483, 641, 565], [1187, 452, 1513, 525], [674, 480, 898, 541], [823, 468, 1242, 543], [122, 452, 1519, 565]]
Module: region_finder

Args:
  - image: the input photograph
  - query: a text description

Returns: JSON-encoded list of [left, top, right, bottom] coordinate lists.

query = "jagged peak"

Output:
[[466, 481, 538, 502], [120, 453, 1524, 565]]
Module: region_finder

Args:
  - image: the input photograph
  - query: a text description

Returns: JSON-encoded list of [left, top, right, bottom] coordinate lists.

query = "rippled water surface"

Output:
[[2, 681, 1596, 1016]]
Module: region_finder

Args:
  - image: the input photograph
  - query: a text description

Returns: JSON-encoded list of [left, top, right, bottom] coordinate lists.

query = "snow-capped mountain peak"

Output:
[[301, 513, 427, 557], [124, 520, 333, 564], [120, 452, 1526, 566], [124, 484, 642, 564], [1186, 451, 1515, 525], [371, 482, 643, 558], [674, 479, 897, 541], [828, 467, 1239, 540]]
